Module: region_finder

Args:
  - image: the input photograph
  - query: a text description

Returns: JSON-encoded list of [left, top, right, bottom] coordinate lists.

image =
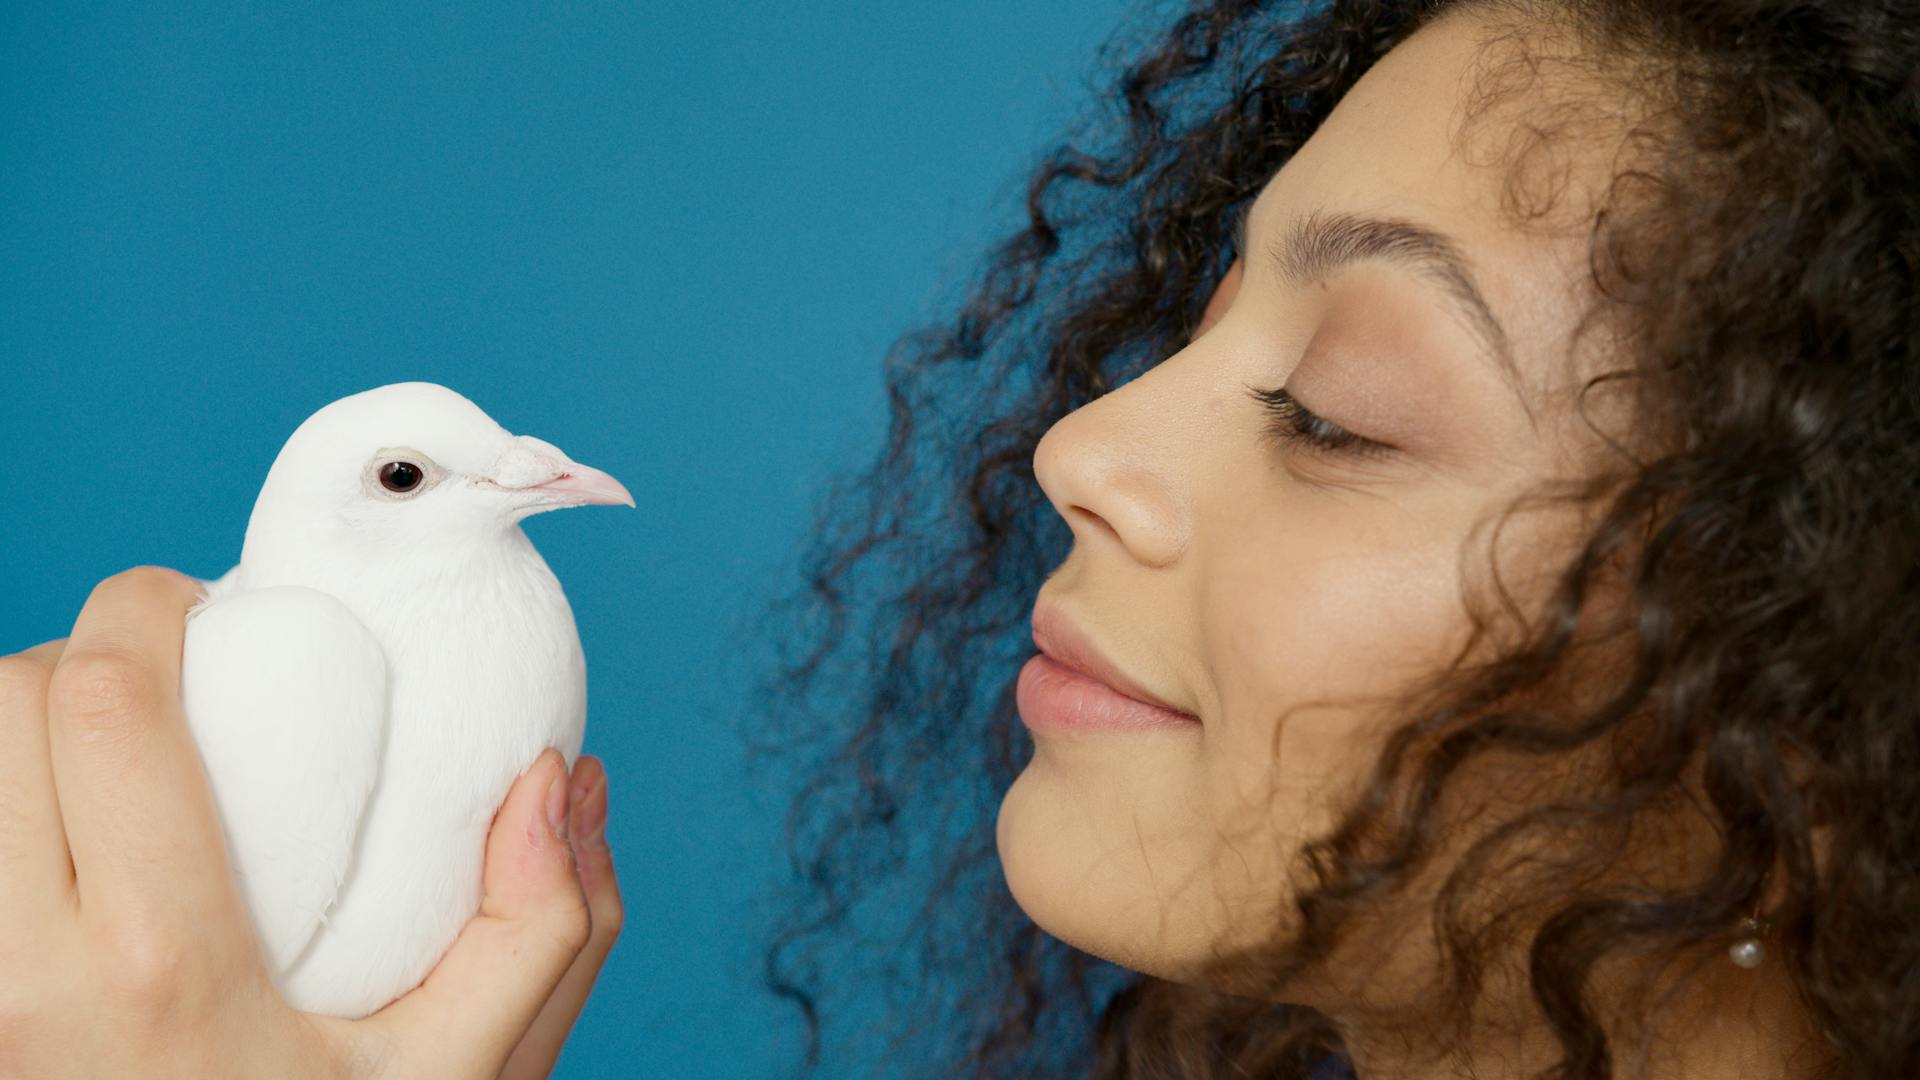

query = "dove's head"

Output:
[[238, 382, 632, 574]]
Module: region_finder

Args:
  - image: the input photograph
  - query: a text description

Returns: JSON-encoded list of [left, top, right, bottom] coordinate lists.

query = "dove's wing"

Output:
[[180, 585, 388, 976]]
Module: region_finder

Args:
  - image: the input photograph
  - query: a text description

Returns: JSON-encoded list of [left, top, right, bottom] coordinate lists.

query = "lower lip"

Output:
[[1015, 653, 1200, 735]]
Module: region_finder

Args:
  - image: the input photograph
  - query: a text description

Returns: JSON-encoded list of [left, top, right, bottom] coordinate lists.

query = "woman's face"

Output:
[[996, 8, 1622, 990]]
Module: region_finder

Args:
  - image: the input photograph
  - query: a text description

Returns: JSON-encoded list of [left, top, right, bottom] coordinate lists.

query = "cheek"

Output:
[[1199, 496, 1481, 838]]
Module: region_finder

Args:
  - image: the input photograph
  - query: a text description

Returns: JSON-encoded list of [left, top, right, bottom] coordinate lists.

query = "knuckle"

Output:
[[592, 892, 624, 946], [92, 920, 194, 1012], [48, 648, 158, 734], [547, 896, 593, 958], [0, 652, 53, 710]]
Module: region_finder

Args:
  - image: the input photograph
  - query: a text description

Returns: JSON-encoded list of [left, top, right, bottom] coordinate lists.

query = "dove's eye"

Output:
[[379, 461, 424, 493], [365, 448, 441, 501]]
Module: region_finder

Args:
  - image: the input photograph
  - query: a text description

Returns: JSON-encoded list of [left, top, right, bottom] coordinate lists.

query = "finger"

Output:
[[14, 641, 65, 663], [43, 567, 238, 934], [368, 749, 590, 1078], [498, 757, 623, 1080], [0, 639, 74, 922]]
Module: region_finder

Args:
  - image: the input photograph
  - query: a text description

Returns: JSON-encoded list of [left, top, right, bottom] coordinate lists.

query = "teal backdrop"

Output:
[[0, 2, 1135, 1075]]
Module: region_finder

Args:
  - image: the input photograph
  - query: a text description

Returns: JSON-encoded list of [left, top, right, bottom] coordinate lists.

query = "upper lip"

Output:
[[1030, 601, 1193, 717]]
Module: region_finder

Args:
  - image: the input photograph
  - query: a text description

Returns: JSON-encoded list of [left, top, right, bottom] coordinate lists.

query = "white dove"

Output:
[[177, 381, 632, 1018]]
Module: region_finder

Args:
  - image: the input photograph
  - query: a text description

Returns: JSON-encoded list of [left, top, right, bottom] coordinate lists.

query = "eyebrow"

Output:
[[1246, 207, 1530, 412]]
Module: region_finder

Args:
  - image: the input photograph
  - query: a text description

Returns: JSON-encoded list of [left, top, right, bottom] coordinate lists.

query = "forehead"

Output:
[[1255, 7, 1624, 406]]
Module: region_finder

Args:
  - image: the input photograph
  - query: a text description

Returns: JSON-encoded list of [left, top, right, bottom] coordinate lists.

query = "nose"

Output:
[[1031, 375, 1192, 569]]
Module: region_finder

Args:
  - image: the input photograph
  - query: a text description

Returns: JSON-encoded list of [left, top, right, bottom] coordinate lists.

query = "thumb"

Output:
[[365, 749, 590, 1078]]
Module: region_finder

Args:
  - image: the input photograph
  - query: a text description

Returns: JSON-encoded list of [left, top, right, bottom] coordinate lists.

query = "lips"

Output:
[[1018, 602, 1198, 735]]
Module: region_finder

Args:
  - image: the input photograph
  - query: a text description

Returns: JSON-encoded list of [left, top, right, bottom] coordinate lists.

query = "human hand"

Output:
[[0, 567, 623, 1079]]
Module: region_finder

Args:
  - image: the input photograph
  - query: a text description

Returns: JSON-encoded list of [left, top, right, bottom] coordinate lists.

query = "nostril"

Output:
[[1069, 504, 1123, 543]]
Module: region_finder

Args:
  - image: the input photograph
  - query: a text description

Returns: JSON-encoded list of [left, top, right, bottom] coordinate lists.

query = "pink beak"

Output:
[[528, 462, 636, 508]]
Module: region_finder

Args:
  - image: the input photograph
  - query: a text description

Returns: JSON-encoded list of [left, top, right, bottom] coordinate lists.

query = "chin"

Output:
[[996, 752, 1317, 989], [995, 759, 1200, 980]]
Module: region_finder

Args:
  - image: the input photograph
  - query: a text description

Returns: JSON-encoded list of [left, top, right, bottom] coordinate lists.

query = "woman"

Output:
[[766, 1, 1915, 1078], [3, 2, 1914, 1079]]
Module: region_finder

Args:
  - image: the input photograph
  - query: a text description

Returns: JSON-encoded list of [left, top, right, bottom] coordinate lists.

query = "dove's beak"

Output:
[[522, 462, 636, 508], [481, 437, 637, 513]]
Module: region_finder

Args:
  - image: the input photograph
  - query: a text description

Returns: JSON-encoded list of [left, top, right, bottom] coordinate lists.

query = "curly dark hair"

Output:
[[753, 0, 1920, 1077]]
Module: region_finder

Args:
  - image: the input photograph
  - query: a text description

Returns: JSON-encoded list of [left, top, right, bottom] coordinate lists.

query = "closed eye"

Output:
[[1247, 384, 1394, 460]]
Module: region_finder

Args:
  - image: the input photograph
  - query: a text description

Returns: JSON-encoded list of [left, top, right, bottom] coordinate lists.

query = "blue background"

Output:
[[1, 2, 1133, 1076]]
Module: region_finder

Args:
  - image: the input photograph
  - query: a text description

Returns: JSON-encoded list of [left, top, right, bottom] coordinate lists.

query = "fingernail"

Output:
[[544, 763, 570, 840], [574, 777, 609, 849]]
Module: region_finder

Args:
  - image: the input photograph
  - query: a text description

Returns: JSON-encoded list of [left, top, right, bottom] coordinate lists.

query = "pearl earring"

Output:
[[1728, 912, 1767, 969]]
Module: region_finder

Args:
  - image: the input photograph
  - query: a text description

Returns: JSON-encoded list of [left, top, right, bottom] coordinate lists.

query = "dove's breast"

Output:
[[272, 532, 588, 1017]]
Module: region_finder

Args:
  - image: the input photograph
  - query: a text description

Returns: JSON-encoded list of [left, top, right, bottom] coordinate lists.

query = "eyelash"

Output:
[[1248, 385, 1394, 460]]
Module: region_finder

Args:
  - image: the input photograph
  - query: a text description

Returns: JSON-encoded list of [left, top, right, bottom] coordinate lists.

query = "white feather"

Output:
[[174, 382, 619, 1018], [181, 585, 387, 975]]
